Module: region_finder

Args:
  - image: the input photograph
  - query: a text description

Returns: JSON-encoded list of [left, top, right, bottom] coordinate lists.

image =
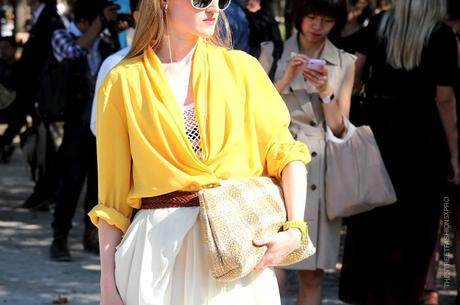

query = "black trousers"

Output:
[[0, 94, 31, 149], [51, 121, 97, 238], [26, 121, 62, 201]]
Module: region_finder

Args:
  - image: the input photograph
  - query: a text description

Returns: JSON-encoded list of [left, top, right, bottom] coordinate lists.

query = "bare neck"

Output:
[[298, 33, 325, 59], [156, 31, 199, 64]]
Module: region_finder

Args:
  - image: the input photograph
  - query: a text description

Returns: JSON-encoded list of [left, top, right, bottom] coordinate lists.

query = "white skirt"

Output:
[[115, 207, 281, 305]]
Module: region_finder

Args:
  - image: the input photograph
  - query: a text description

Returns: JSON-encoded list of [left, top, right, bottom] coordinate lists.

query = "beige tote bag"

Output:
[[325, 119, 397, 220]]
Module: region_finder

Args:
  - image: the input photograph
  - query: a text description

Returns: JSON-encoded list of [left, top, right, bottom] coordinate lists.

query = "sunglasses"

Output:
[[191, 0, 231, 10]]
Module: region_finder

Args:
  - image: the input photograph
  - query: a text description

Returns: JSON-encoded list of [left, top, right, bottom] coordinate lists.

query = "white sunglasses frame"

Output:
[[190, 0, 232, 10]]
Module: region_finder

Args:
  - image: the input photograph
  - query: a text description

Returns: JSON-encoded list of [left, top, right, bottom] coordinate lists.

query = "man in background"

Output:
[[48, 0, 118, 261], [0, 0, 63, 165]]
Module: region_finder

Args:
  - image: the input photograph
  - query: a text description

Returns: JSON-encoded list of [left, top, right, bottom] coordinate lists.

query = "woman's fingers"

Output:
[[304, 68, 325, 79], [253, 231, 300, 272], [253, 238, 270, 271], [303, 70, 322, 84], [284, 57, 309, 82], [291, 55, 308, 66], [303, 69, 328, 88]]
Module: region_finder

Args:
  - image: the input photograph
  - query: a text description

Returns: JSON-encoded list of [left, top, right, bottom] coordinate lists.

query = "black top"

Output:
[[246, 9, 282, 58], [357, 14, 458, 98], [15, 4, 64, 105], [334, 28, 364, 54], [356, 13, 458, 198]]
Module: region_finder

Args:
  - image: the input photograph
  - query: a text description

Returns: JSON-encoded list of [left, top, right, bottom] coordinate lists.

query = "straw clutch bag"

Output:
[[198, 176, 316, 282]]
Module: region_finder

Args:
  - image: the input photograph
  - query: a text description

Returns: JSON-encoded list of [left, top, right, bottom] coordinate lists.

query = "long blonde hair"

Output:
[[126, 0, 232, 59], [378, 0, 447, 70]]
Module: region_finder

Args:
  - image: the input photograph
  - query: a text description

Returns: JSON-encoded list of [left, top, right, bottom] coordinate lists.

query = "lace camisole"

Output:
[[182, 103, 202, 158]]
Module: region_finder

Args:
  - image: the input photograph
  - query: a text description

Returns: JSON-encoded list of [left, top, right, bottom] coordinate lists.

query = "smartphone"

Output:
[[305, 59, 326, 72]]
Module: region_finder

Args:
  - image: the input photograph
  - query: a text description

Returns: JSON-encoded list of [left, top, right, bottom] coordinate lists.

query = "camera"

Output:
[[117, 13, 135, 28], [99, 0, 135, 28]]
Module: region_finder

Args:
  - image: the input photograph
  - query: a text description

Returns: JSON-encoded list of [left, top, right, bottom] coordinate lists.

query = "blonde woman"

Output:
[[339, 0, 460, 304], [273, 0, 354, 304], [88, 0, 312, 305]]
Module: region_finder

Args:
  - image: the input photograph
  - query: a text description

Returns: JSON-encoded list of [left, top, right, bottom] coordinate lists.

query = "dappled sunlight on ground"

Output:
[[0, 144, 101, 305]]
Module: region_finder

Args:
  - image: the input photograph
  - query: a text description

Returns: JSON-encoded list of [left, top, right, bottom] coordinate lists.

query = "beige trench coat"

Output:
[[275, 35, 356, 270]]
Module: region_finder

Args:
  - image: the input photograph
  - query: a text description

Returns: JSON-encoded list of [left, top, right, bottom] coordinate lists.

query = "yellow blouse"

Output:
[[88, 40, 311, 234]]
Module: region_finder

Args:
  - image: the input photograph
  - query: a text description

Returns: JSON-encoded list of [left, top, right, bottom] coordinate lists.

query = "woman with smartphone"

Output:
[[88, 0, 312, 304], [273, 0, 354, 304]]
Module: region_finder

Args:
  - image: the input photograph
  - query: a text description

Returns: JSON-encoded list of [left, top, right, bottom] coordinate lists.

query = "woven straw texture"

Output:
[[198, 177, 316, 282]]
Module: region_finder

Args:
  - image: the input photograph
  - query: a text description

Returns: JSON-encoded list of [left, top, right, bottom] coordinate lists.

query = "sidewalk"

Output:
[[0, 140, 457, 305]]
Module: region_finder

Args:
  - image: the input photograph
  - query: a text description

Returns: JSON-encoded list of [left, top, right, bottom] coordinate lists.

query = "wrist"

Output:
[[282, 220, 308, 242], [320, 93, 335, 105], [285, 227, 302, 242], [281, 76, 292, 88], [319, 87, 334, 99], [276, 77, 290, 93]]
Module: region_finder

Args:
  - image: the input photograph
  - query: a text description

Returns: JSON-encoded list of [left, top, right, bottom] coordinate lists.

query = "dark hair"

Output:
[[293, 0, 347, 39], [73, 0, 101, 23], [448, 0, 460, 20], [130, 0, 140, 12]]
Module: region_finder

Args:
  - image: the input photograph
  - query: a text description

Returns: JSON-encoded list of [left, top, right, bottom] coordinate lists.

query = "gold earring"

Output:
[[163, 1, 168, 12]]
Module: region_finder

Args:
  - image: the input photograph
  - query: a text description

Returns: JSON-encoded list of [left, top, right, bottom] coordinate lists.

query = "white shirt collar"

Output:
[[32, 3, 46, 25]]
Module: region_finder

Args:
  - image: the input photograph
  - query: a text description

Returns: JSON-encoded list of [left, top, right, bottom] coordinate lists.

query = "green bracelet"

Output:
[[282, 220, 308, 242]]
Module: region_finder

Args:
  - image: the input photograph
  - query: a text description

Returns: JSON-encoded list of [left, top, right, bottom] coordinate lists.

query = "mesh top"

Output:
[[182, 103, 202, 159]]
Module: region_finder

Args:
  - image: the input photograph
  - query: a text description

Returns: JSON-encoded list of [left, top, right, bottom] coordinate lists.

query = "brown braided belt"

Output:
[[141, 191, 200, 209]]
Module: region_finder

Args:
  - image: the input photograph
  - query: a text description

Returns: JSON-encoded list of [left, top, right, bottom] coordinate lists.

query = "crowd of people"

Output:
[[1, 0, 460, 304]]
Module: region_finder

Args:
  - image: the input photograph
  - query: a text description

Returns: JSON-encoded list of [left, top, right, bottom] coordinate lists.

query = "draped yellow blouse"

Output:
[[88, 40, 311, 234]]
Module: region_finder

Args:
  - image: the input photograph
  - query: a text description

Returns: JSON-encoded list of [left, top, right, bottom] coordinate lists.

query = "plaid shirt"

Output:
[[51, 22, 102, 76], [51, 23, 88, 62]]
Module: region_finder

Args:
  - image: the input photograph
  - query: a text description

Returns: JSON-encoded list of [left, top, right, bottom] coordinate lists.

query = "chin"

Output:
[[308, 35, 324, 42]]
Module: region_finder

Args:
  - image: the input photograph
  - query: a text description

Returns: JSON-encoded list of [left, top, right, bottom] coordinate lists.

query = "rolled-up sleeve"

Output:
[[245, 55, 311, 179], [88, 71, 133, 234], [265, 128, 311, 178]]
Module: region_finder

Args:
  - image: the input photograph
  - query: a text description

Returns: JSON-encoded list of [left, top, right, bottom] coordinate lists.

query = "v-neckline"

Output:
[[146, 42, 209, 166]]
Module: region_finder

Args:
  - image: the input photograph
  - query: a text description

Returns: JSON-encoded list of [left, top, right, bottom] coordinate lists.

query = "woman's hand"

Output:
[[100, 280, 124, 305], [282, 54, 309, 85], [274, 54, 309, 93], [253, 228, 302, 271], [302, 64, 333, 98]]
